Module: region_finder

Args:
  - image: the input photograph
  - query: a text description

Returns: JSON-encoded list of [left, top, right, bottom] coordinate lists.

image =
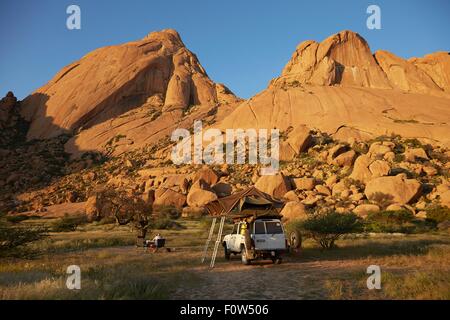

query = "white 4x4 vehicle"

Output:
[[222, 218, 287, 265]]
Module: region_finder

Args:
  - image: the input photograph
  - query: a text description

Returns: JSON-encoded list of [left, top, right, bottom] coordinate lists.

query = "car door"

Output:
[[229, 223, 239, 252], [264, 220, 286, 250], [253, 220, 268, 250]]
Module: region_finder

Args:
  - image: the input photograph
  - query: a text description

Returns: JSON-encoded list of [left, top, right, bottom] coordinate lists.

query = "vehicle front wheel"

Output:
[[224, 246, 231, 260], [241, 247, 251, 265]]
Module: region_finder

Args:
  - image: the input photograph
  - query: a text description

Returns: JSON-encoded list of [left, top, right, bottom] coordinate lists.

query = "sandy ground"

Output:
[[171, 254, 369, 299]]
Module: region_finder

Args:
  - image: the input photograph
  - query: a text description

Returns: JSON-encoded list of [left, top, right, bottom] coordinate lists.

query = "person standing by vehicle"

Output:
[[241, 221, 253, 258]]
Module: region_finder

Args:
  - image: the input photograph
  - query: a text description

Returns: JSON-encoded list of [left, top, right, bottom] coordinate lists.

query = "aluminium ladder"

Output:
[[201, 216, 225, 268]]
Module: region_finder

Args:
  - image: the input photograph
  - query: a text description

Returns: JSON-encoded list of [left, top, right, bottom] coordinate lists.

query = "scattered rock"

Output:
[[315, 184, 331, 196], [386, 203, 405, 211]]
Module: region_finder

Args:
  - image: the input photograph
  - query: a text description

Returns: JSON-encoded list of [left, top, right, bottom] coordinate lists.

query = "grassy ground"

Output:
[[0, 218, 449, 300]]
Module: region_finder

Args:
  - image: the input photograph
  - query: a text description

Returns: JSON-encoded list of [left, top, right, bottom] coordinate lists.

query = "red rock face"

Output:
[[219, 30, 450, 147], [20, 29, 239, 141], [17, 29, 450, 157]]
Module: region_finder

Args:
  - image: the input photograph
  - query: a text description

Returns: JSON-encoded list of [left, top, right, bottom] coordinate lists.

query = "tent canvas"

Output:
[[204, 187, 284, 218]]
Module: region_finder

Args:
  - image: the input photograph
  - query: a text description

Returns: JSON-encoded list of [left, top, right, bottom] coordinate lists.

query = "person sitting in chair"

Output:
[[153, 233, 162, 243]]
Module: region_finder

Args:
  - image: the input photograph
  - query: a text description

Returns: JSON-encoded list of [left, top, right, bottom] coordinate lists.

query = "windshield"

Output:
[[265, 221, 283, 234]]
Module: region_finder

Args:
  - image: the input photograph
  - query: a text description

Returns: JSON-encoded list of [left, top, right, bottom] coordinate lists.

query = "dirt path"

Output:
[[172, 255, 369, 299]]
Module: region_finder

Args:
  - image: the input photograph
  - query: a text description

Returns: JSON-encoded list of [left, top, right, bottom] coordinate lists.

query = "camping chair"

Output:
[[144, 237, 166, 253]]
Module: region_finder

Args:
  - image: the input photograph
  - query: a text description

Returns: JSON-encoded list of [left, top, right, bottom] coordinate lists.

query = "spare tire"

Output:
[[288, 230, 302, 249]]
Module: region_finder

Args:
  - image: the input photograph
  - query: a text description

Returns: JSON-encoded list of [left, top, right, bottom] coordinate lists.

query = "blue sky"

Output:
[[1, 0, 449, 100]]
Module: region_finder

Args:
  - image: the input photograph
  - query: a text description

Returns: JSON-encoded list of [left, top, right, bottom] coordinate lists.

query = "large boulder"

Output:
[[280, 201, 308, 222], [187, 189, 218, 207], [353, 204, 380, 218], [333, 150, 357, 167], [292, 177, 315, 191], [211, 182, 232, 197], [153, 188, 186, 209], [192, 167, 219, 186], [439, 190, 450, 208], [255, 173, 291, 199], [327, 144, 351, 164], [367, 142, 394, 158], [368, 160, 391, 178], [350, 155, 390, 183], [85, 195, 101, 222], [364, 174, 422, 205], [287, 125, 314, 154], [315, 184, 331, 196], [84, 193, 113, 221], [404, 147, 429, 162], [161, 174, 190, 194], [332, 181, 349, 196], [283, 190, 300, 202], [279, 126, 314, 161]]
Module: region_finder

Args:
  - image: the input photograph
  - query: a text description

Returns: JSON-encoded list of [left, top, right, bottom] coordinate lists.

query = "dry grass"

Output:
[[319, 240, 450, 300], [0, 218, 449, 300]]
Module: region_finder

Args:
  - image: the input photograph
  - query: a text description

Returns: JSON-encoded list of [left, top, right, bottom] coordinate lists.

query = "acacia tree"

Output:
[[101, 188, 153, 242], [0, 214, 47, 257], [301, 211, 363, 249]]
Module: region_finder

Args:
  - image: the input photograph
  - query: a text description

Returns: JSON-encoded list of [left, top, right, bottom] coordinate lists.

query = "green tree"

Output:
[[302, 211, 363, 249]]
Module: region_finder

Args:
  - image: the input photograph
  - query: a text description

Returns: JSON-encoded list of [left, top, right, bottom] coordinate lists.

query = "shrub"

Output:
[[5, 215, 30, 223], [426, 205, 450, 224], [151, 216, 183, 230], [153, 206, 180, 219], [0, 217, 47, 256], [52, 214, 87, 232], [301, 211, 363, 249], [368, 192, 395, 209], [364, 210, 431, 233], [394, 154, 405, 163]]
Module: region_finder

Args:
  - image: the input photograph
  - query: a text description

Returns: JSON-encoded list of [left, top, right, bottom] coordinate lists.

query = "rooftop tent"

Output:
[[204, 187, 284, 218]]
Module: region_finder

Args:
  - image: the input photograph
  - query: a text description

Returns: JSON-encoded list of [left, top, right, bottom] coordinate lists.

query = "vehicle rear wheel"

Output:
[[241, 247, 251, 265], [271, 255, 282, 264], [224, 246, 231, 260]]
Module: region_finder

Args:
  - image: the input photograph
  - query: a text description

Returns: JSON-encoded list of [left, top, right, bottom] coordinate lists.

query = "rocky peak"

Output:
[[20, 29, 239, 140], [408, 51, 450, 92], [274, 30, 450, 95], [277, 30, 391, 89]]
